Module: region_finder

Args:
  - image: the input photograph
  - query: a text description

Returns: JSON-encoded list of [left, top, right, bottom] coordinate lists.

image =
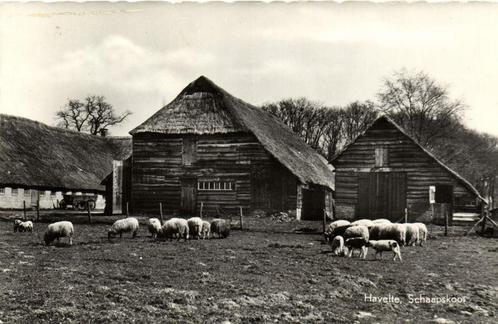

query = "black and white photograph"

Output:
[[0, 1, 497, 323]]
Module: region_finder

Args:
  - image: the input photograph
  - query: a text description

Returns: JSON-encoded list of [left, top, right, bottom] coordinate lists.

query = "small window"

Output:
[[0, 188, 4, 195], [375, 146, 388, 167], [12, 188, 18, 196], [198, 181, 234, 191]]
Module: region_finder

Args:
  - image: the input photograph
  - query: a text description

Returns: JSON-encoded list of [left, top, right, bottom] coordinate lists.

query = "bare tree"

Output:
[[340, 101, 379, 145], [56, 96, 131, 136], [377, 70, 465, 148]]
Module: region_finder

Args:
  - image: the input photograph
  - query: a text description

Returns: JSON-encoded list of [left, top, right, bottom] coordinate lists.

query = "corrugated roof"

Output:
[[131, 76, 335, 190], [0, 114, 132, 192]]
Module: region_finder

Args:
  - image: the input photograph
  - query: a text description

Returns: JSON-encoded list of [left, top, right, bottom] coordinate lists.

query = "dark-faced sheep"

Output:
[[44, 221, 74, 246], [108, 217, 139, 239], [211, 219, 230, 238], [345, 237, 369, 259], [324, 220, 350, 242], [367, 240, 402, 262], [330, 235, 346, 256]]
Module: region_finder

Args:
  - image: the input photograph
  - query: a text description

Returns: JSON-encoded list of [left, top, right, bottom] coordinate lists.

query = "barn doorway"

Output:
[[357, 172, 407, 221], [302, 186, 325, 220], [180, 178, 197, 216]]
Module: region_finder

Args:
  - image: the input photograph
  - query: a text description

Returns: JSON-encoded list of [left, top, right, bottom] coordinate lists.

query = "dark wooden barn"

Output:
[[332, 115, 486, 223], [122, 76, 334, 219]]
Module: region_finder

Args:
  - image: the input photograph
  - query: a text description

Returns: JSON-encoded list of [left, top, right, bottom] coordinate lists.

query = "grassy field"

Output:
[[0, 214, 497, 323]]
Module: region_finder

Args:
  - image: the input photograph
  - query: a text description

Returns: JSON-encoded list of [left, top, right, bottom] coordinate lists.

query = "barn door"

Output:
[[252, 167, 269, 209], [357, 172, 406, 221], [31, 189, 39, 207], [181, 178, 197, 216]]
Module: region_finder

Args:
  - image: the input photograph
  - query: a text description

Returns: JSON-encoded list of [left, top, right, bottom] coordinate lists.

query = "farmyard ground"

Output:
[[0, 214, 497, 323]]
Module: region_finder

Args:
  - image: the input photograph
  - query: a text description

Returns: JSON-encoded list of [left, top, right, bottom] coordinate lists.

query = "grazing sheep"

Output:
[[330, 235, 346, 256], [147, 218, 162, 239], [413, 222, 428, 246], [324, 220, 350, 242], [211, 219, 230, 238], [187, 217, 203, 240], [201, 220, 211, 239], [108, 217, 139, 239], [404, 223, 420, 246], [372, 218, 392, 225], [345, 237, 369, 259], [13, 219, 22, 232], [369, 223, 406, 246], [44, 221, 74, 246], [367, 240, 402, 262], [351, 219, 375, 228], [343, 225, 369, 242], [161, 218, 189, 241], [19, 221, 33, 232]]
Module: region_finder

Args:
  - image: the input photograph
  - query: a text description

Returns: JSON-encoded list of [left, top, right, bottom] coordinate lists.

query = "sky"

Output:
[[1, 2, 497, 136]]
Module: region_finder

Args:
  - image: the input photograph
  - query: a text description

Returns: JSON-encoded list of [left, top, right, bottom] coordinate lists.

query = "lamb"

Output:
[[44, 221, 74, 246], [343, 225, 369, 241], [108, 217, 139, 239], [324, 220, 350, 242], [372, 218, 391, 225], [211, 219, 230, 238], [369, 223, 406, 246], [330, 235, 346, 256], [413, 222, 428, 246], [201, 220, 211, 239], [404, 223, 420, 246], [351, 219, 375, 228], [187, 217, 203, 240], [345, 237, 369, 259], [161, 218, 189, 241], [367, 240, 402, 262], [147, 218, 162, 239], [13, 219, 22, 232]]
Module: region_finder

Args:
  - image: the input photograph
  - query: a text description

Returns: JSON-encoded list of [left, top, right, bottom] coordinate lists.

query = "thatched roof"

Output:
[[0, 114, 132, 192], [131, 76, 335, 190], [332, 115, 486, 202]]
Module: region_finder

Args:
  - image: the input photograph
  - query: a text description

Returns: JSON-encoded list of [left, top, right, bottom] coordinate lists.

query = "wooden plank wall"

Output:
[[130, 132, 299, 215], [334, 119, 479, 220]]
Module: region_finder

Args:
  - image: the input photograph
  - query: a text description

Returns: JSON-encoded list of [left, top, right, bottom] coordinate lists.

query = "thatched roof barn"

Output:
[[125, 76, 334, 219], [0, 114, 131, 208], [332, 115, 485, 223]]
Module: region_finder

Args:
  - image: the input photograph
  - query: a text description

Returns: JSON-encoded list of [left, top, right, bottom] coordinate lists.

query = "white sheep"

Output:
[[330, 235, 346, 256], [351, 219, 375, 228], [345, 237, 369, 259], [367, 240, 402, 262], [343, 225, 370, 242], [413, 222, 428, 246], [161, 218, 189, 241], [147, 218, 162, 239], [372, 218, 392, 225], [404, 223, 420, 246], [44, 221, 74, 246], [187, 217, 203, 240], [108, 217, 139, 239], [369, 223, 406, 246], [19, 221, 33, 232], [13, 219, 22, 232], [324, 220, 350, 241], [201, 220, 211, 239]]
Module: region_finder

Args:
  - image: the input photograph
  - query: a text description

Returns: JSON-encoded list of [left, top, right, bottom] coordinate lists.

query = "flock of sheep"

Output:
[[11, 216, 231, 246], [324, 218, 429, 262]]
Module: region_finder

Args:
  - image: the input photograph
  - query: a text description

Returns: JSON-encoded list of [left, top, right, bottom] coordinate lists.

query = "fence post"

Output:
[[322, 209, 327, 234], [404, 208, 408, 223], [36, 199, 40, 221], [444, 205, 448, 236], [200, 202, 203, 218], [23, 200, 26, 221], [159, 202, 163, 224], [126, 202, 129, 217], [239, 206, 243, 230], [87, 203, 92, 224]]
